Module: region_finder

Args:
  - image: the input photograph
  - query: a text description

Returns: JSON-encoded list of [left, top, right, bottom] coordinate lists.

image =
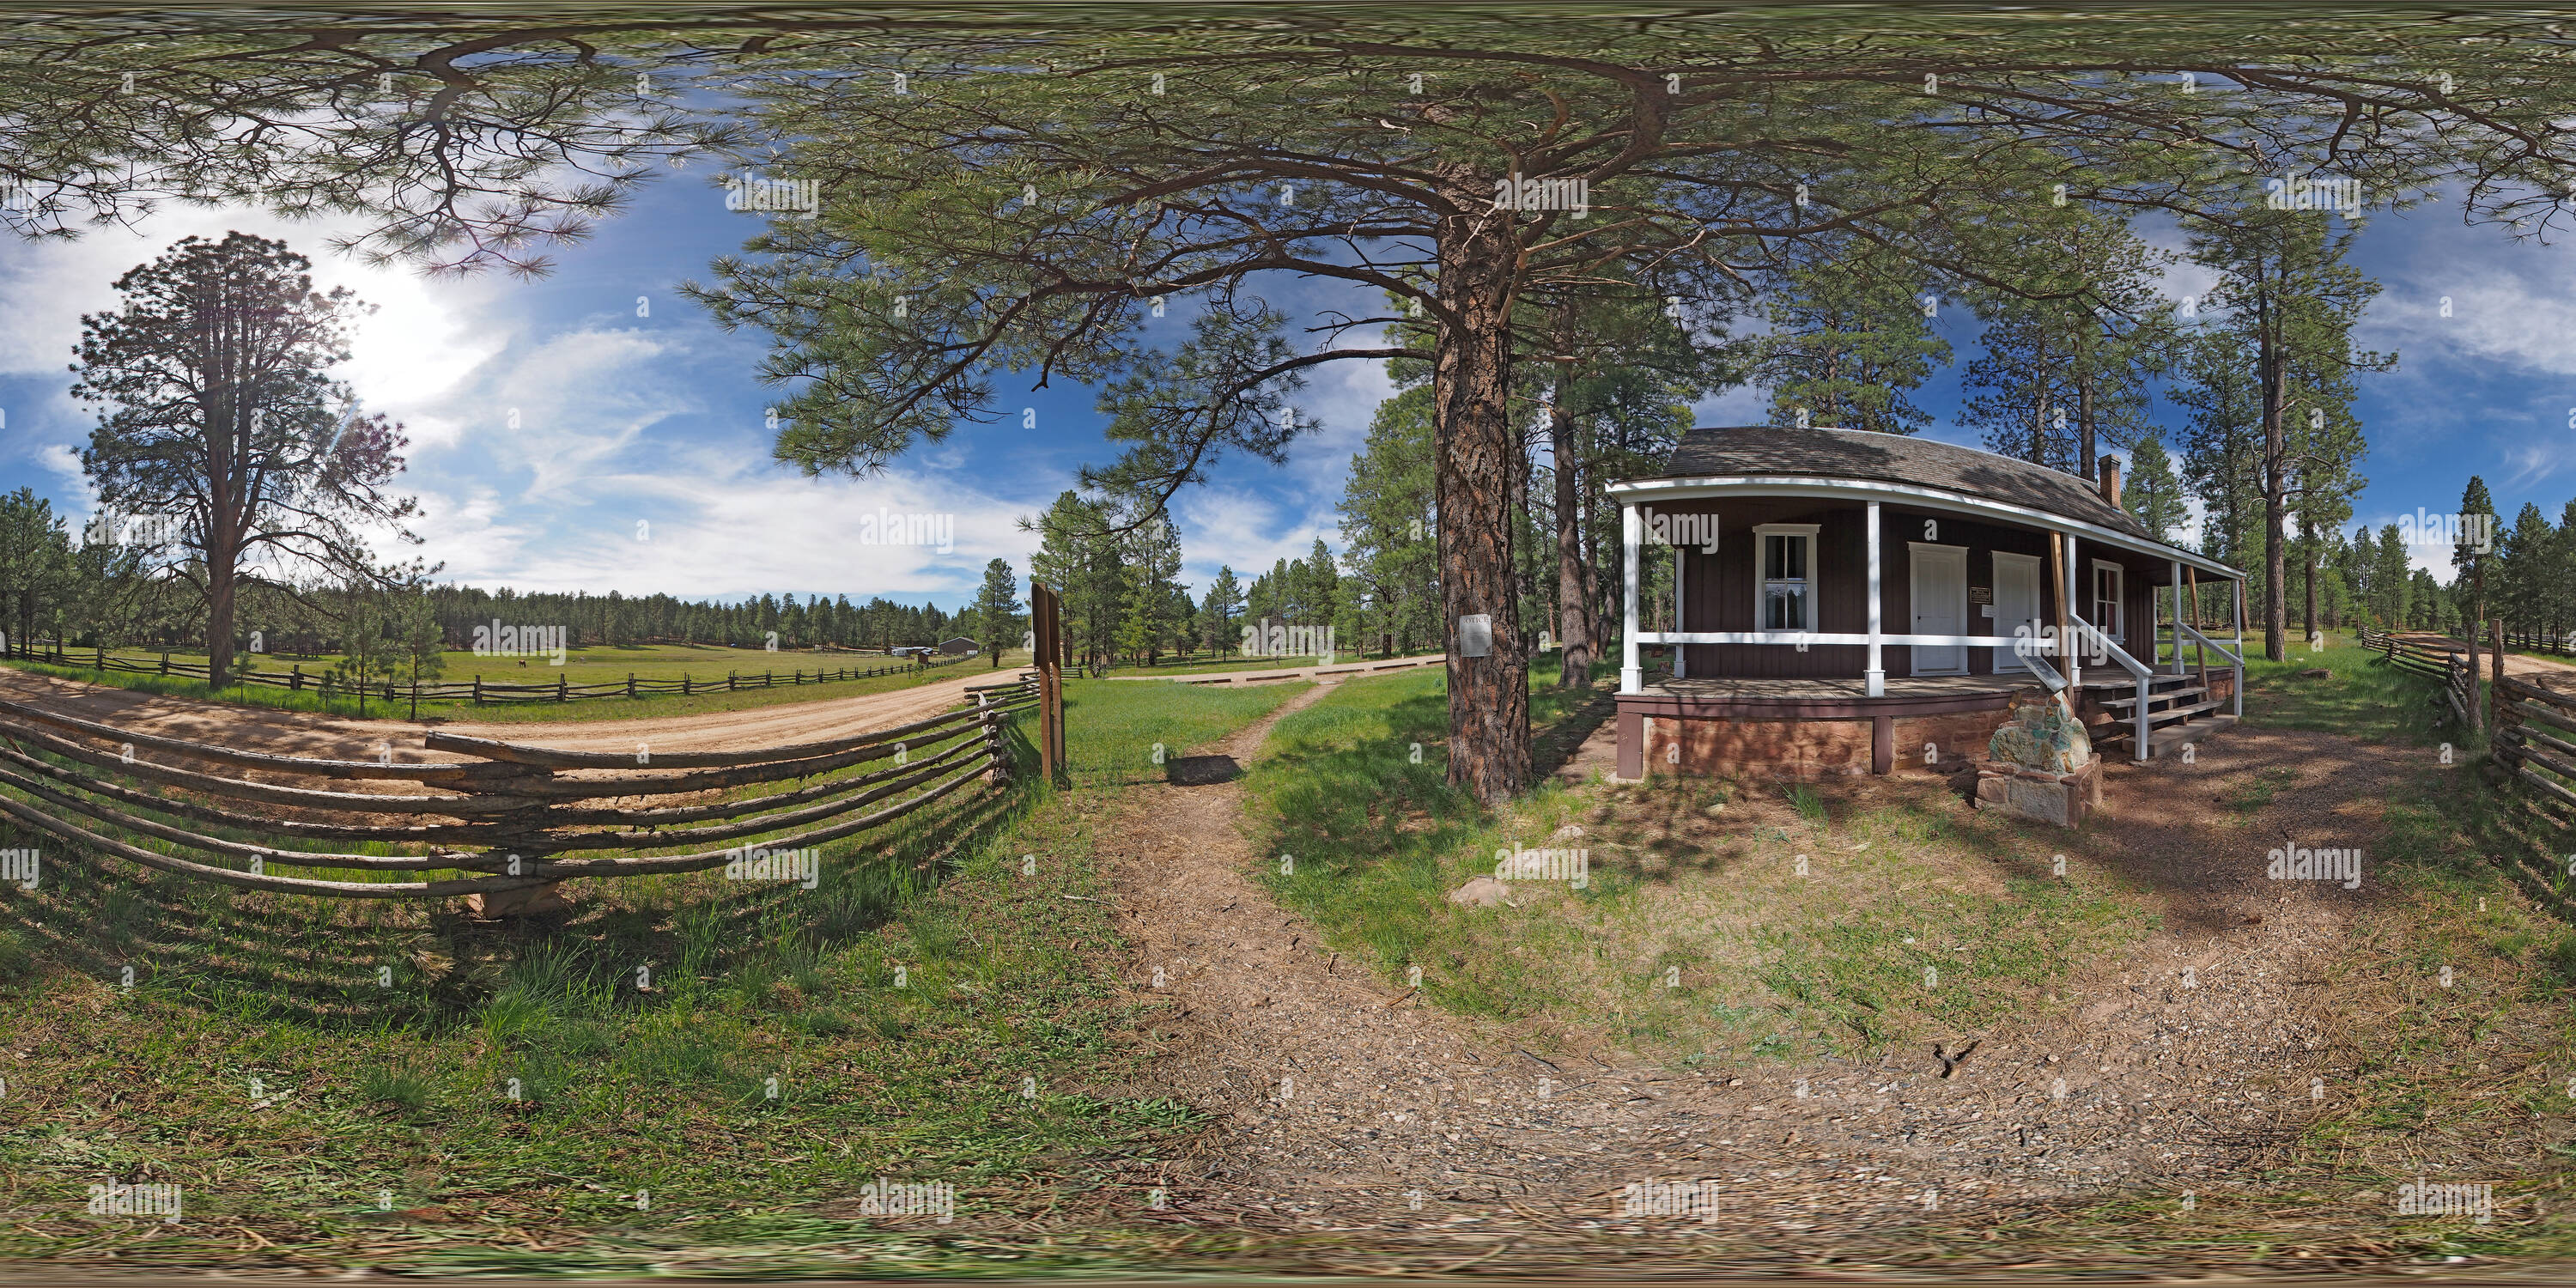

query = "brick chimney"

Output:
[[2099, 454, 2123, 510]]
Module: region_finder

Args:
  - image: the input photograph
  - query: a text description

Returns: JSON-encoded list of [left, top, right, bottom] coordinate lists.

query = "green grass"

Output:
[[1235, 656, 2151, 1060], [0, 645, 1019, 725], [1098, 653, 1326, 677], [0, 680, 1302, 1265], [1059, 675, 1309, 787]]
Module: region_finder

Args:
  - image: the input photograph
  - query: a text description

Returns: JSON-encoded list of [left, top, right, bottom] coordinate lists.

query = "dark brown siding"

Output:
[[1663, 500, 2080, 680]]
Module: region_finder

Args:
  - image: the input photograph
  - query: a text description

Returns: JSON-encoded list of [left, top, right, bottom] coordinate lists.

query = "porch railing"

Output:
[[2070, 612, 2152, 762], [2175, 623, 2245, 719]]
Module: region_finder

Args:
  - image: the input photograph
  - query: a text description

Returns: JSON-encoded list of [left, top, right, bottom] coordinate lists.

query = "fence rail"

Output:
[[2494, 671, 2576, 823], [2, 641, 968, 708], [0, 672, 1041, 902], [2356, 625, 2477, 728]]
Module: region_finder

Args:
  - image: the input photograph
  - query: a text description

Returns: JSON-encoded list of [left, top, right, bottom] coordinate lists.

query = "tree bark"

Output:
[[1434, 196, 1530, 803], [1550, 360, 1592, 690], [2078, 375, 2096, 481], [2257, 281, 2290, 663], [2300, 519, 2318, 648]]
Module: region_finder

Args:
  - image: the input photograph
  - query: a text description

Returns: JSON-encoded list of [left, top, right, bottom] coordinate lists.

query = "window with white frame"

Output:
[[1754, 524, 1820, 633], [2091, 560, 2124, 642]]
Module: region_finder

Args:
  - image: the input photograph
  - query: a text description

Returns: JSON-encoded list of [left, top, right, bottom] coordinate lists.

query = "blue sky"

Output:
[[1, 174, 2569, 613]]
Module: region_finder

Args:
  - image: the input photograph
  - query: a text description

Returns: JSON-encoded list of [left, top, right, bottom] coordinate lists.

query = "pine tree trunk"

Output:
[[2300, 520, 2318, 648], [1550, 364, 1591, 690], [1434, 196, 1530, 803], [2259, 301, 2290, 663], [2078, 377, 2096, 481]]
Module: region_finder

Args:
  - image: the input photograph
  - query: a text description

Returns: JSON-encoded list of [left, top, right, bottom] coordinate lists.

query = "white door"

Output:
[[1909, 544, 1967, 675], [1991, 552, 2041, 673]]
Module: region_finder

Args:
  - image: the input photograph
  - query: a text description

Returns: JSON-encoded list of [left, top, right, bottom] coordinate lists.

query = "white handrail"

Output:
[[2071, 612, 2151, 762], [2178, 622, 2245, 716]]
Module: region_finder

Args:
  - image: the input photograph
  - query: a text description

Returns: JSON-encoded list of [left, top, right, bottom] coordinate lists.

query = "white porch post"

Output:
[[1619, 503, 1643, 695], [2169, 559, 2184, 674], [1672, 540, 1687, 678], [2063, 532, 2081, 689], [1864, 501, 1885, 697]]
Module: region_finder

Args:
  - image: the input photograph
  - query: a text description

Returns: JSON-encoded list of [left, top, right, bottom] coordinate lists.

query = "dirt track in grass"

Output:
[[0, 658, 1348, 765], [1078, 683, 2551, 1258]]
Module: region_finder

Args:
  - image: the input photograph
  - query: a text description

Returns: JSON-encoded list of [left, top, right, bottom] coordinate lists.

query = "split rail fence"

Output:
[[3, 640, 965, 708], [2356, 625, 2477, 728], [2495, 671, 2576, 823], [0, 673, 1042, 902]]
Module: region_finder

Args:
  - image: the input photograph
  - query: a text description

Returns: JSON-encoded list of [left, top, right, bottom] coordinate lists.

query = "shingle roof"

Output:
[[1630, 425, 2153, 540]]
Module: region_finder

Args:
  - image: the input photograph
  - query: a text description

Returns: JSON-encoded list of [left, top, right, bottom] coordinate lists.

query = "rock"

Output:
[[1447, 876, 1512, 907], [1552, 823, 1584, 840], [2299, 667, 2331, 679], [465, 882, 573, 919], [1987, 701, 2093, 775]]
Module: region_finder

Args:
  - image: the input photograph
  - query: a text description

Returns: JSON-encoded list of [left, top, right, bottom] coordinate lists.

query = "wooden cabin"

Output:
[[1608, 426, 2247, 780]]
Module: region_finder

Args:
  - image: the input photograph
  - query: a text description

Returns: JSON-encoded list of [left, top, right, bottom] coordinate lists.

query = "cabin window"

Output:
[[1753, 524, 1821, 633], [2091, 560, 2124, 643]]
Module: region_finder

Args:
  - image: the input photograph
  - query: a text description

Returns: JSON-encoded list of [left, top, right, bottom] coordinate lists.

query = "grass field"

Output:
[[0, 677, 1306, 1270], [0, 643, 1028, 724]]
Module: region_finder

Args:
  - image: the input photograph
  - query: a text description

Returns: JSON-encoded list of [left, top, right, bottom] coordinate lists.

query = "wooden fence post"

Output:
[[558, 675, 568, 702], [2492, 617, 2506, 732], [628, 672, 636, 699]]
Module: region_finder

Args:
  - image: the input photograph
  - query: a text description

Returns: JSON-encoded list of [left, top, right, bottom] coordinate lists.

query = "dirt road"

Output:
[[0, 658, 1388, 761], [2391, 630, 2576, 683]]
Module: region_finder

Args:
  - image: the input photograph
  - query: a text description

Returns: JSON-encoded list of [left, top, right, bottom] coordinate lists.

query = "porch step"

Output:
[[2095, 713, 2236, 758], [2096, 684, 2209, 711], [2148, 697, 2227, 724]]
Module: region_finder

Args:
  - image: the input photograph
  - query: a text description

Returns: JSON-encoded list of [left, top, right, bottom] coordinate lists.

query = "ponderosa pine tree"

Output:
[[71, 233, 427, 688], [2123, 436, 2188, 544], [974, 557, 1022, 668]]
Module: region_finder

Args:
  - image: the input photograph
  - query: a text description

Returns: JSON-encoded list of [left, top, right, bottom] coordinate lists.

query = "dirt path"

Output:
[[1084, 690, 2440, 1238], [0, 657, 1375, 762], [2394, 630, 2576, 683]]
